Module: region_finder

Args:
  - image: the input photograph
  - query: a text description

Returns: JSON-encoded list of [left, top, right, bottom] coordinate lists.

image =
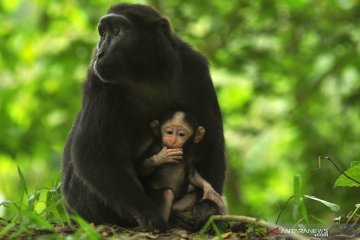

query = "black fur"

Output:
[[61, 3, 225, 231]]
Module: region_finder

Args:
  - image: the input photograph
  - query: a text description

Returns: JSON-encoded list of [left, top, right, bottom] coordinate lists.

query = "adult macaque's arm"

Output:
[[189, 168, 225, 213], [188, 167, 209, 189]]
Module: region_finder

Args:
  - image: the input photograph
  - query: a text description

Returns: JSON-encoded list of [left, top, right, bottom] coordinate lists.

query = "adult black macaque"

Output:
[[61, 3, 225, 231], [138, 111, 225, 223]]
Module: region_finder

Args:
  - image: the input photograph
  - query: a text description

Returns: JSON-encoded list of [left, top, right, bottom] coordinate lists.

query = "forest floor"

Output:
[[1, 214, 359, 240]]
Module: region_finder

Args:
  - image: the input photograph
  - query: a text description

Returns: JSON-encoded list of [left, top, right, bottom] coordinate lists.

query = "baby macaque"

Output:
[[138, 111, 224, 222]]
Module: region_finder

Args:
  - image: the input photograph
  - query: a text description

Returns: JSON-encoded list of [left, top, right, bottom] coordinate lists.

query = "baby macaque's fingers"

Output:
[[169, 155, 183, 160], [166, 153, 183, 159], [158, 147, 168, 155], [166, 151, 183, 157], [166, 147, 182, 150], [167, 159, 180, 164], [166, 148, 183, 153]]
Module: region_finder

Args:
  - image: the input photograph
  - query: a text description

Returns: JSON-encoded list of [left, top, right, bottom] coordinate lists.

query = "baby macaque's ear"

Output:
[[150, 120, 160, 136], [194, 126, 205, 143]]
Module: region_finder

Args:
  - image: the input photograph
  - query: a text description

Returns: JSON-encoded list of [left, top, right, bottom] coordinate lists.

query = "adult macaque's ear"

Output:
[[150, 120, 160, 136], [194, 126, 205, 143], [160, 18, 170, 32]]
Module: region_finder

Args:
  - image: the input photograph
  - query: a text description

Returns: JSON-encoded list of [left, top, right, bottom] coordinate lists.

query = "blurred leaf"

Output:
[[21, 211, 55, 231], [293, 175, 309, 224], [293, 175, 302, 201], [334, 166, 360, 187], [351, 161, 360, 167], [17, 166, 28, 206], [28, 190, 40, 212], [304, 195, 340, 211], [0, 219, 16, 237], [72, 215, 102, 240]]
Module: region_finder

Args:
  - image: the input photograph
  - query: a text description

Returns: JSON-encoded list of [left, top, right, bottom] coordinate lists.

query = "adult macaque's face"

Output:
[[161, 112, 193, 148]]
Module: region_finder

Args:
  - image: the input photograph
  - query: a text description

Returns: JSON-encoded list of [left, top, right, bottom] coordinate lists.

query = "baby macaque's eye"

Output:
[[165, 129, 173, 135], [178, 132, 186, 137]]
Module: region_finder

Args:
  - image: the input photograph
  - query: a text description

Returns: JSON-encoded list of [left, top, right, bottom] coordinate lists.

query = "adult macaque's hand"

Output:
[[202, 184, 225, 214], [153, 147, 183, 165]]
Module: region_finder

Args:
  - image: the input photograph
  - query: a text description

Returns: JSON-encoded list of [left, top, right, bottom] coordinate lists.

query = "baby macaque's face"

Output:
[[161, 112, 193, 148]]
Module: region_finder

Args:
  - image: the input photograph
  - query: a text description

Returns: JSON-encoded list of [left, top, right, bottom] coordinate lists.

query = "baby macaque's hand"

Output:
[[153, 147, 183, 165], [202, 184, 225, 214]]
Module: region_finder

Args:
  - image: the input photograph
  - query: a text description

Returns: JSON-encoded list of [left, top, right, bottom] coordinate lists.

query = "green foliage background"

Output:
[[0, 0, 359, 224]]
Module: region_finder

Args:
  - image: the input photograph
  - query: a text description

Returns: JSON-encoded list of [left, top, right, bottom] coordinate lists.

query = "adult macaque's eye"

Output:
[[112, 26, 120, 35], [99, 30, 106, 38]]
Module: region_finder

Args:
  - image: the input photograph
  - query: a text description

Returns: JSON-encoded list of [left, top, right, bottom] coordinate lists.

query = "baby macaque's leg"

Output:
[[172, 192, 198, 211], [161, 189, 175, 221]]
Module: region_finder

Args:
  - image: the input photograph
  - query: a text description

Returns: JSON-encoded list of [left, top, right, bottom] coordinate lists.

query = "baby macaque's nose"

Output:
[[170, 135, 177, 145]]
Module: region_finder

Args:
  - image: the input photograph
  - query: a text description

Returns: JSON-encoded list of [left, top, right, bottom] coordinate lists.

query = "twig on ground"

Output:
[[210, 215, 308, 240]]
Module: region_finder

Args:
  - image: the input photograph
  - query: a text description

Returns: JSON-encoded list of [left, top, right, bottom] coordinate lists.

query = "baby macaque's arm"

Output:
[[138, 147, 183, 177], [188, 168, 225, 213]]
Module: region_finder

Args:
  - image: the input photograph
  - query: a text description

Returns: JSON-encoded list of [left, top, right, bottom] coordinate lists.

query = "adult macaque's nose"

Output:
[[97, 50, 105, 59]]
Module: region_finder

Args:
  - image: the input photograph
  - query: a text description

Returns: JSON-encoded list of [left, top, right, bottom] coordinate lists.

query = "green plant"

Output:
[[0, 166, 104, 239], [200, 217, 223, 239], [277, 174, 340, 225], [334, 161, 360, 188]]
